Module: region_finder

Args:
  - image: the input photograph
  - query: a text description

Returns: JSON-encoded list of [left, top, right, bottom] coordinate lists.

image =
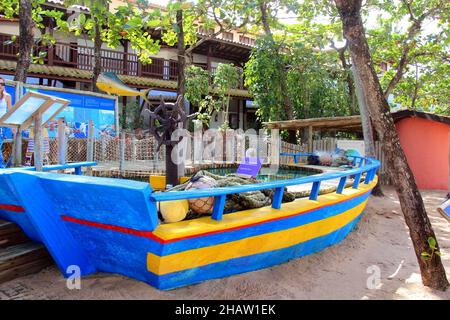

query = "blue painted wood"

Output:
[[154, 191, 372, 256], [272, 187, 284, 209], [364, 170, 372, 184], [370, 168, 377, 182], [211, 195, 226, 221], [337, 176, 347, 194], [358, 158, 364, 168], [352, 173, 362, 189], [352, 157, 357, 166], [309, 181, 321, 201], [42, 161, 97, 171], [8, 171, 96, 277], [155, 217, 363, 290], [279, 152, 312, 157], [36, 171, 159, 231], [13, 161, 97, 172], [151, 157, 380, 203], [74, 166, 82, 175]]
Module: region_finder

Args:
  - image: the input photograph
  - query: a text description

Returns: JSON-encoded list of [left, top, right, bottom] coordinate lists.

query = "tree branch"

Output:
[[384, 0, 445, 97]]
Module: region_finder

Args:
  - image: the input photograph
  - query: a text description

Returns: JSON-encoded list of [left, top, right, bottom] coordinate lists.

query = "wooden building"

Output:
[[265, 110, 450, 191], [0, 0, 259, 130]]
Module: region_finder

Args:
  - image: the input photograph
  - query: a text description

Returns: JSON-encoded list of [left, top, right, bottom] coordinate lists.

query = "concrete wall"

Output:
[[395, 117, 449, 190]]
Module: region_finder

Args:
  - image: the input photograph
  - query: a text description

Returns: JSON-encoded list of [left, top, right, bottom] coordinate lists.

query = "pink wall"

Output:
[[395, 117, 449, 190]]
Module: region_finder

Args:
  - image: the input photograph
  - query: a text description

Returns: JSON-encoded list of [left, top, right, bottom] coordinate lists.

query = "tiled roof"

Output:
[[0, 59, 252, 98], [45, 0, 89, 11], [197, 31, 255, 49]]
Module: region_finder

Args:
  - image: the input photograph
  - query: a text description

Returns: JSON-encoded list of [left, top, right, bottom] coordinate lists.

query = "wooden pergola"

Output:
[[263, 115, 363, 152]]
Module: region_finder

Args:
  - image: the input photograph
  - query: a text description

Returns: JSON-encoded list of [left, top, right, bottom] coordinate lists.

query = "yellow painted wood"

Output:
[[147, 199, 367, 275], [152, 178, 377, 241], [149, 175, 191, 191], [149, 176, 167, 190]]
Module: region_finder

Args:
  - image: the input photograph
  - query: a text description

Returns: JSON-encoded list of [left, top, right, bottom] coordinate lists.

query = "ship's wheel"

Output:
[[144, 95, 189, 150]]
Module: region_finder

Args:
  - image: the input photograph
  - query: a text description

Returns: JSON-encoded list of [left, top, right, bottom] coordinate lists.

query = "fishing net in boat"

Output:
[[168, 170, 295, 217]]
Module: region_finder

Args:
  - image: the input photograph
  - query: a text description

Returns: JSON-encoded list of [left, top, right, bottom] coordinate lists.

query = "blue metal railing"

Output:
[[150, 155, 380, 221], [13, 161, 97, 175]]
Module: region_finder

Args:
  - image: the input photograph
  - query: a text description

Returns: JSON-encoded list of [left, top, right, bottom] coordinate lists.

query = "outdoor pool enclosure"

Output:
[[0, 153, 380, 290]]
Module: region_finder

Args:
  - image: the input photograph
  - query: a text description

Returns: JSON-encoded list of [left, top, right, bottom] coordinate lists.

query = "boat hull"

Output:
[[0, 169, 376, 290]]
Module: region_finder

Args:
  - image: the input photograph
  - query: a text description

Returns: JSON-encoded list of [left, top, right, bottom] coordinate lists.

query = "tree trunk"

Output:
[[335, 44, 358, 115], [259, 1, 271, 35], [92, 18, 102, 92], [165, 7, 187, 186], [352, 65, 384, 196], [177, 9, 186, 97], [335, 0, 448, 291], [14, 0, 34, 82]]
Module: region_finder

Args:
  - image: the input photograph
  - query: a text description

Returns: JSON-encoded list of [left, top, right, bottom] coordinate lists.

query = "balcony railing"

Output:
[[0, 33, 246, 89], [0, 33, 178, 81]]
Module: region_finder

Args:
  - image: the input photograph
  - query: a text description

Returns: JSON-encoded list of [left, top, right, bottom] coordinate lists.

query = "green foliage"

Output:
[[245, 36, 353, 123], [103, 4, 162, 64], [365, 0, 449, 112], [184, 63, 241, 128], [0, 0, 67, 64], [421, 236, 442, 262], [120, 99, 143, 130], [185, 65, 210, 106], [244, 36, 288, 121], [213, 63, 241, 129], [292, 0, 449, 114]]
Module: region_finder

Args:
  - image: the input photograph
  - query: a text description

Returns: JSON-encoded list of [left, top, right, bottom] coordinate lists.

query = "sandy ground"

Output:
[[1, 186, 449, 300]]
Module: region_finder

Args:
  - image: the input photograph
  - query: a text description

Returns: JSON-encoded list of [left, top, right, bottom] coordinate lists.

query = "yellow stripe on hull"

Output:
[[152, 178, 377, 242], [147, 199, 368, 275]]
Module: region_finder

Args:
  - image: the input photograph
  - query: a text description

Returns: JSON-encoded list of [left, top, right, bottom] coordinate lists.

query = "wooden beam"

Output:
[[308, 125, 313, 153], [57, 117, 66, 165], [33, 113, 43, 171], [263, 115, 362, 130]]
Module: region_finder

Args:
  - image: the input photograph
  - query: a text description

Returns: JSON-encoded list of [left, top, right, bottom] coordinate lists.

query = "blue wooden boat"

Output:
[[0, 155, 380, 290]]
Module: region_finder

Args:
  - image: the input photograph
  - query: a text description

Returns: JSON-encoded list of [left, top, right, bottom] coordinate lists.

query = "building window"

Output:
[[222, 32, 233, 41], [239, 35, 255, 46], [198, 27, 214, 35]]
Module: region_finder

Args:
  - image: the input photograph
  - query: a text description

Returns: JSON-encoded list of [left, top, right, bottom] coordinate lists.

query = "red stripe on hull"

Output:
[[61, 215, 166, 243], [61, 190, 371, 244], [0, 204, 25, 212]]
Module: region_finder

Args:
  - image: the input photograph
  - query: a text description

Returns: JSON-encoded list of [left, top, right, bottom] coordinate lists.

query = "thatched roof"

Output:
[[263, 115, 362, 131], [263, 110, 450, 132]]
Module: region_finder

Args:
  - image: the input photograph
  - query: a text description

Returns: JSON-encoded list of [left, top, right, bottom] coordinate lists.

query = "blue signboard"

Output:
[[5, 84, 16, 105], [23, 87, 116, 138]]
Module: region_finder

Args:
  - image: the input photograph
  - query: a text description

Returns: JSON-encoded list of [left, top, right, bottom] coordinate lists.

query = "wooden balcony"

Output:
[[0, 33, 247, 90], [0, 33, 178, 81]]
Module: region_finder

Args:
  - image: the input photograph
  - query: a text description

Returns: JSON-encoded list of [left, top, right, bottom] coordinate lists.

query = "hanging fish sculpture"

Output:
[[96, 72, 153, 108]]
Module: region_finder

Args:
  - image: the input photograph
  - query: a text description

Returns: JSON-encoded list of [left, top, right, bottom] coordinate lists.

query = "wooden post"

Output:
[[131, 136, 137, 162], [308, 125, 313, 153], [123, 40, 128, 75], [101, 135, 106, 161], [57, 117, 66, 165], [114, 96, 120, 136], [119, 132, 125, 173], [13, 129, 22, 167], [34, 113, 43, 171], [47, 45, 54, 66], [86, 120, 94, 176], [193, 120, 203, 165]]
